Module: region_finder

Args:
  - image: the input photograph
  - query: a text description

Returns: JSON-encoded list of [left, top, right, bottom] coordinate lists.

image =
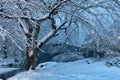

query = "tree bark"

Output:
[[26, 47, 32, 70], [25, 33, 33, 70], [31, 47, 38, 70], [26, 47, 38, 70]]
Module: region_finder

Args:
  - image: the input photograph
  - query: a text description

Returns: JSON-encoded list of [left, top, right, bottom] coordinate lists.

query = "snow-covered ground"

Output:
[[0, 68, 18, 74], [8, 59, 120, 80]]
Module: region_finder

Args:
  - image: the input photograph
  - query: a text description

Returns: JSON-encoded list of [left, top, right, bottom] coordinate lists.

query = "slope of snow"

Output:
[[8, 59, 120, 80]]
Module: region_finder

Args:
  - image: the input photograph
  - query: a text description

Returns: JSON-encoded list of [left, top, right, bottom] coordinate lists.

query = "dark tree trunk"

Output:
[[31, 47, 38, 70], [25, 47, 38, 70], [25, 47, 32, 70], [25, 21, 41, 70]]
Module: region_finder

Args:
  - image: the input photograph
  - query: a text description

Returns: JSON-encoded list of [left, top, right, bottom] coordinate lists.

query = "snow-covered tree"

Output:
[[0, 0, 120, 70]]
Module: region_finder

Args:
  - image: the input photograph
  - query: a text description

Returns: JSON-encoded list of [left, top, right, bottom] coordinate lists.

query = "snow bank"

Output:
[[8, 59, 120, 80]]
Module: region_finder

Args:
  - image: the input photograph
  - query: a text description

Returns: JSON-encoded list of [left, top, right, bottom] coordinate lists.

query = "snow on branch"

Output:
[[18, 18, 29, 34], [34, 1, 69, 48], [0, 26, 7, 41], [37, 21, 67, 48], [37, 0, 69, 22], [37, 30, 56, 47], [29, 50, 33, 57]]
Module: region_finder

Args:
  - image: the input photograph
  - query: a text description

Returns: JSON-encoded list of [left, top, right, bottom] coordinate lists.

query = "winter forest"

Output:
[[0, 0, 120, 80]]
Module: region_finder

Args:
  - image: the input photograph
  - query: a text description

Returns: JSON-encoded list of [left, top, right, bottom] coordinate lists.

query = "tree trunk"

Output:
[[25, 33, 34, 70], [25, 47, 38, 70], [25, 20, 40, 70], [25, 47, 32, 70], [31, 47, 38, 70]]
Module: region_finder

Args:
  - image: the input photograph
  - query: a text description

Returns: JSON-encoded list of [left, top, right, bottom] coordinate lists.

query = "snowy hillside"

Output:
[[9, 59, 120, 80]]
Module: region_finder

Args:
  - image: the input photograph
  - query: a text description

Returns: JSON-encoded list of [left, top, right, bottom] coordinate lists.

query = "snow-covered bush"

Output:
[[52, 52, 83, 62], [105, 51, 120, 68], [106, 57, 120, 68], [37, 44, 81, 63]]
